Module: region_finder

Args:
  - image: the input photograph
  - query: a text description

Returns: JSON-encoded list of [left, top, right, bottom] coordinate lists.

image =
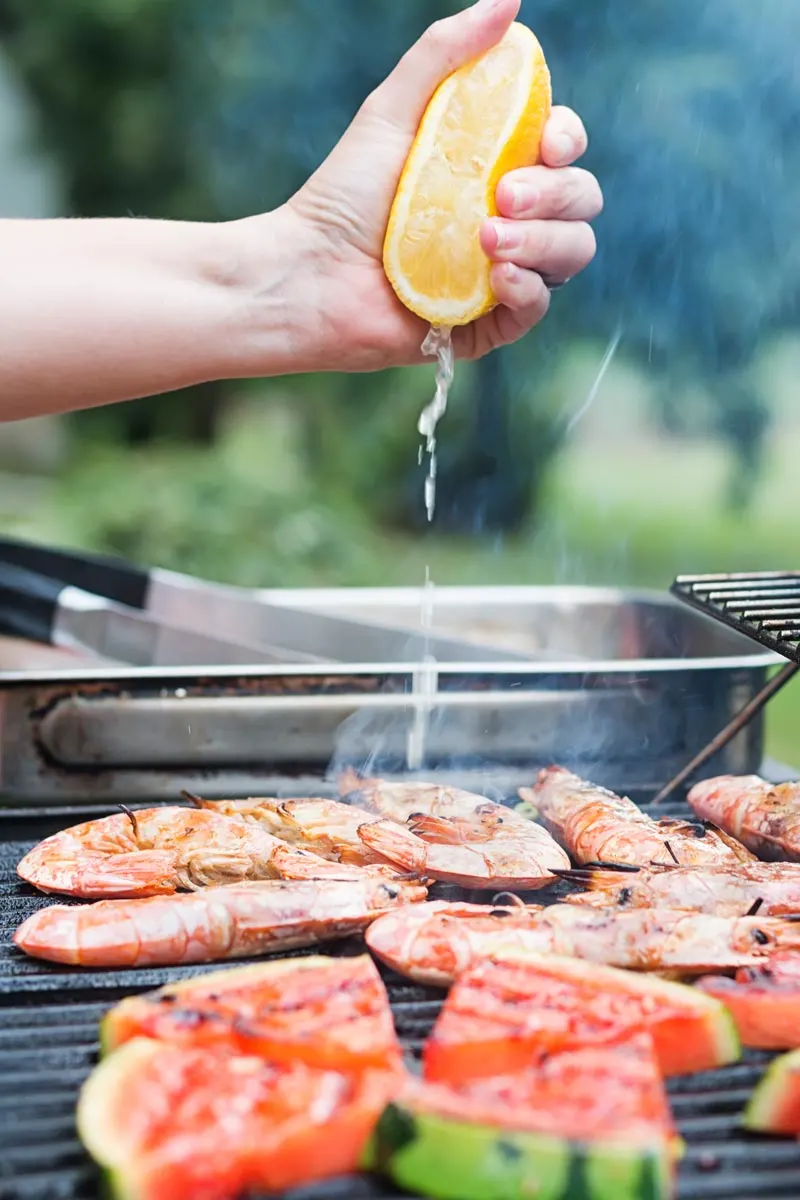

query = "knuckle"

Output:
[[551, 169, 586, 218], [423, 19, 449, 55]]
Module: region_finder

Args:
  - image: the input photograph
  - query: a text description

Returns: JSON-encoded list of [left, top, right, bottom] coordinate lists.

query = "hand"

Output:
[[269, 0, 602, 372]]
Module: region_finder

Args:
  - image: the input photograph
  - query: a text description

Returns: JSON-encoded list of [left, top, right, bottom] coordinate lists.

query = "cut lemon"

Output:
[[383, 22, 551, 327]]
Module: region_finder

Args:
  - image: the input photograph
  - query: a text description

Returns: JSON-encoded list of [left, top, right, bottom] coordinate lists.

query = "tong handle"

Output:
[[0, 536, 148, 610], [0, 561, 66, 644]]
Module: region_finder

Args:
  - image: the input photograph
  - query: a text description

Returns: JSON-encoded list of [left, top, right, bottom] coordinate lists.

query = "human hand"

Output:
[[237, 0, 602, 374]]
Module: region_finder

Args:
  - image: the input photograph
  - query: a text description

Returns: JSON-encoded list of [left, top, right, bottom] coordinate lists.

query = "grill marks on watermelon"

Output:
[[424, 951, 739, 1083], [102, 954, 401, 1071]]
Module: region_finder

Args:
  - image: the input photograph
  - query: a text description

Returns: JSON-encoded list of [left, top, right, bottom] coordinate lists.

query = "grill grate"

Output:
[[2, 795, 800, 1200], [672, 572, 800, 662]]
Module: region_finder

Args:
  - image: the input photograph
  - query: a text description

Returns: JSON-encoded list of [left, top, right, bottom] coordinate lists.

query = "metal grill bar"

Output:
[[672, 573, 800, 661], [3, 792, 800, 1200]]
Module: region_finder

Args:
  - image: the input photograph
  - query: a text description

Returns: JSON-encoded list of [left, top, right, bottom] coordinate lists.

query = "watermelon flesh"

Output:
[[696, 974, 795, 1051], [366, 1036, 678, 1200], [102, 955, 401, 1072], [78, 1037, 401, 1200], [424, 950, 739, 1083], [743, 1046, 800, 1136]]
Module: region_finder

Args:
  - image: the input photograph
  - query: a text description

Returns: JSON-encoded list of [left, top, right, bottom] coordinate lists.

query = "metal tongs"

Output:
[[0, 536, 528, 668]]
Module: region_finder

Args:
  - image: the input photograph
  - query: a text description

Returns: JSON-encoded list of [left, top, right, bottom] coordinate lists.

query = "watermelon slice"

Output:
[[101, 954, 401, 1071], [743, 1046, 800, 1135], [365, 1036, 679, 1200], [78, 1037, 401, 1199], [424, 950, 739, 1083], [696, 959, 800, 1051]]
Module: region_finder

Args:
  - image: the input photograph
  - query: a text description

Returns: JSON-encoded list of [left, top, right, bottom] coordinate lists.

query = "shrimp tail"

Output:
[[357, 820, 428, 874], [407, 812, 475, 844], [17, 848, 179, 899], [549, 865, 640, 891]]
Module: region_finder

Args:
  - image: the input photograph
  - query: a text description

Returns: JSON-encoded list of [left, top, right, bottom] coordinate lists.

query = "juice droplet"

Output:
[[419, 324, 454, 523]]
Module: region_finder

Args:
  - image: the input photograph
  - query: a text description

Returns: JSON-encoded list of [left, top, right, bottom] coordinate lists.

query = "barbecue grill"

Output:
[[2, 546, 800, 1200], [3, 781, 800, 1200]]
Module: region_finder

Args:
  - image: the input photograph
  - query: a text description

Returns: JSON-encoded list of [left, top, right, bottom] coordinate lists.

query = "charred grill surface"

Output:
[[2, 795, 800, 1200]]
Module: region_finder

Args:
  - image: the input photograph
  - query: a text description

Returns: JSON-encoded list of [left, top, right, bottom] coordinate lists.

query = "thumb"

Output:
[[370, 0, 521, 130]]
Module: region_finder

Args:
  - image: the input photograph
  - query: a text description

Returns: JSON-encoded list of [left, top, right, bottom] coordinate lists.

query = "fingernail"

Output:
[[504, 181, 536, 214], [501, 262, 522, 284], [551, 132, 574, 162], [491, 220, 519, 253]]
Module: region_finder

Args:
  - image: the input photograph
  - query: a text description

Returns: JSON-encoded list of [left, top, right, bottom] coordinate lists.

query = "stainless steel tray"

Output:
[[0, 586, 779, 805]]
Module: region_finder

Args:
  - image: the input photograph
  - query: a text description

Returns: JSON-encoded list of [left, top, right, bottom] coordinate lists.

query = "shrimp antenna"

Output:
[[117, 803, 139, 838], [581, 861, 641, 874], [663, 840, 680, 865], [180, 790, 206, 809], [491, 891, 526, 909], [745, 897, 764, 917]]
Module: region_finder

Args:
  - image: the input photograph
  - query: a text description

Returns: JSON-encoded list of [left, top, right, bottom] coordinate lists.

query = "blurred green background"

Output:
[[0, 0, 799, 762]]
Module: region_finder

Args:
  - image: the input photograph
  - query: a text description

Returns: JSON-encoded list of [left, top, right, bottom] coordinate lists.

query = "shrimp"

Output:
[[339, 769, 495, 823], [14, 876, 429, 969], [688, 775, 800, 862], [17, 805, 407, 900], [185, 793, 387, 868], [365, 899, 800, 986], [556, 860, 800, 916], [358, 804, 570, 889], [520, 766, 753, 868]]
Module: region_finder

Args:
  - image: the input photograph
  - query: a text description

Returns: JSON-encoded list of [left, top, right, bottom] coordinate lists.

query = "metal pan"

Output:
[[0, 584, 780, 805]]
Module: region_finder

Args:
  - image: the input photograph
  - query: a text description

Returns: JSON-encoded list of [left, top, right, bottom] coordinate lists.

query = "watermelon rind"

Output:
[[485, 949, 741, 1073], [76, 1038, 160, 1200], [363, 1100, 674, 1200], [742, 1047, 800, 1134]]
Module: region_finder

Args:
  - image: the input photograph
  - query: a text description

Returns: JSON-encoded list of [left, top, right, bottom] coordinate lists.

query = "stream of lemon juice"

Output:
[[407, 324, 454, 770]]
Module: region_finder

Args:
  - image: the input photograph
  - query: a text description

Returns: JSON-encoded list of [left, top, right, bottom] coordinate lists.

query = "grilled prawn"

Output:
[[558, 860, 800, 916], [17, 805, 404, 900], [339, 769, 496, 823], [688, 775, 800, 862], [364, 899, 800, 986], [186, 793, 388, 868], [358, 804, 569, 889], [14, 876, 428, 968], [520, 766, 753, 868]]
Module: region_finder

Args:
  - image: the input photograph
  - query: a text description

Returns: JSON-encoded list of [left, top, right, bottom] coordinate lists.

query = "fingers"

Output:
[[540, 106, 589, 167], [369, 0, 520, 129], [481, 218, 597, 282], [495, 166, 603, 222], [454, 281, 550, 359], [489, 263, 551, 316]]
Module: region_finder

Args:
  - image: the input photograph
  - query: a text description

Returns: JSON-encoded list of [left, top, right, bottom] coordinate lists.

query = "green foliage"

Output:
[[4, 0, 800, 528], [41, 397, 381, 586], [0, 0, 226, 444]]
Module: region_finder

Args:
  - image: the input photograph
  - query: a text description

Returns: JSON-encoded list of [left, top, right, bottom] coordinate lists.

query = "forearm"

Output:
[[0, 212, 300, 421]]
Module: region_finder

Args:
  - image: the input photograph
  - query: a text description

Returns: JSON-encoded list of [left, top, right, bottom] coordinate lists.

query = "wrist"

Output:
[[216, 204, 330, 380]]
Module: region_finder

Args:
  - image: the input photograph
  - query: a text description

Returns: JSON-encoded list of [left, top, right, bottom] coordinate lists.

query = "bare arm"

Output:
[[0, 214, 297, 420], [0, 0, 601, 424]]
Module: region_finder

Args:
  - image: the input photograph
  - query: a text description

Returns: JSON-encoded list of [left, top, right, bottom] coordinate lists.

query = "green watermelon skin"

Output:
[[743, 1047, 800, 1135], [363, 1100, 674, 1200]]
